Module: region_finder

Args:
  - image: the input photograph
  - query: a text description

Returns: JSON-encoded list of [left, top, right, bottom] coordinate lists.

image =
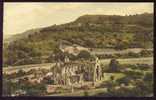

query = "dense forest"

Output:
[[3, 13, 153, 66]]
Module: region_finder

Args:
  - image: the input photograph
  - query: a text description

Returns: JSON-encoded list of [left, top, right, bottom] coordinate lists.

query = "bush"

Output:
[[108, 59, 120, 72], [144, 72, 153, 82], [127, 52, 140, 58], [3, 80, 12, 96], [13, 57, 42, 66], [114, 42, 128, 50], [140, 49, 153, 57], [77, 50, 92, 60], [42, 77, 54, 85], [134, 79, 153, 96], [96, 79, 153, 97], [124, 70, 143, 80], [120, 64, 137, 70], [24, 83, 46, 96], [84, 90, 89, 96], [53, 48, 65, 61], [137, 64, 150, 70], [16, 70, 26, 77], [116, 76, 131, 85], [46, 54, 55, 63], [3, 79, 21, 96]]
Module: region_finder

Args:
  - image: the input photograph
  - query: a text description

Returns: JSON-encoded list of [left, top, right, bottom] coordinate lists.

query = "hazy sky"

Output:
[[4, 2, 153, 36]]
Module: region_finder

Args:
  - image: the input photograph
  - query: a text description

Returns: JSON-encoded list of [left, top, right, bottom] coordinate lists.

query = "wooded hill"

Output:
[[3, 13, 153, 66]]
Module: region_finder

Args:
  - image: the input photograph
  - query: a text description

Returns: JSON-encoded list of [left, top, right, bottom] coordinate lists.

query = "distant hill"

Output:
[[3, 13, 153, 66]]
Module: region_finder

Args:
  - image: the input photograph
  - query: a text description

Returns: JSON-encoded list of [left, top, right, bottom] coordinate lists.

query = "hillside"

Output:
[[3, 13, 153, 66]]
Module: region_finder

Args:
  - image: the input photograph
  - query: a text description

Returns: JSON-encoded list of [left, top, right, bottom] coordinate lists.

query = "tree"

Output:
[[140, 50, 153, 57], [77, 50, 92, 60], [25, 83, 46, 96], [42, 77, 54, 85], [108, 59, 120, 72], [53, 47, 65, 61], [3, 79, 21, 96], [144, 72, 153, 82], [114, 42, 128, 50], [116, 76, 130, 86], [3, 79, 12, 96], [84, 90, 89, 96], [17, 70, 25, 77], [127, 52, 140, 58]]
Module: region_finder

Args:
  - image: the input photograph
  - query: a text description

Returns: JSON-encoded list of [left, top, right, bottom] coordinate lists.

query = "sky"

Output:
[[3, 2, 154, 36]]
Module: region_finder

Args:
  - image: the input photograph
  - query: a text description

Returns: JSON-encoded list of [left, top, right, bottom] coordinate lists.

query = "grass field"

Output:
[[47, 88, 107, 96]]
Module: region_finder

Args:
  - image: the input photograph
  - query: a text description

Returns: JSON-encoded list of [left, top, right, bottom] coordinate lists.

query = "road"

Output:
[[3, 57, 153, 74], [3, 63, 55, 74], [91, 48, 153, 55]]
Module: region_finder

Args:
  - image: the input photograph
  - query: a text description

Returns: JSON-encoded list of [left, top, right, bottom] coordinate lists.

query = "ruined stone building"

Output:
[[51, 56, 103, 86], [59, 41, 89, 56]]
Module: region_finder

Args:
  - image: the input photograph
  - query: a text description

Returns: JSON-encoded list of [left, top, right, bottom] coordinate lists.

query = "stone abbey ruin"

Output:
[[51, 55, 103, 86]]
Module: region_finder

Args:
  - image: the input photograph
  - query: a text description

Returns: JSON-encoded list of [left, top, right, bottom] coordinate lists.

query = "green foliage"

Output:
[[42, 77, 54, 85], [2, 79, 21, 96], [24, 83, 46, 96], [16, 70, 26, 77], [134, 79, 153, 96], [3, 13, 153, 66], [120, 64, 151, 71], [77, 50, 92, 60], [3, 79, 12, 96], [144, 72, 153, 82], [84, 90, 89, 96], [108, 59, 120, 72], [127, 52, 141, 58], [140, 49, 153, 57], [114, 42, 129, 50], [96, 74, 153, 97], [96, 50, 152, 59], [124, 70, 144, 80], [116, 76, 131, 85]]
